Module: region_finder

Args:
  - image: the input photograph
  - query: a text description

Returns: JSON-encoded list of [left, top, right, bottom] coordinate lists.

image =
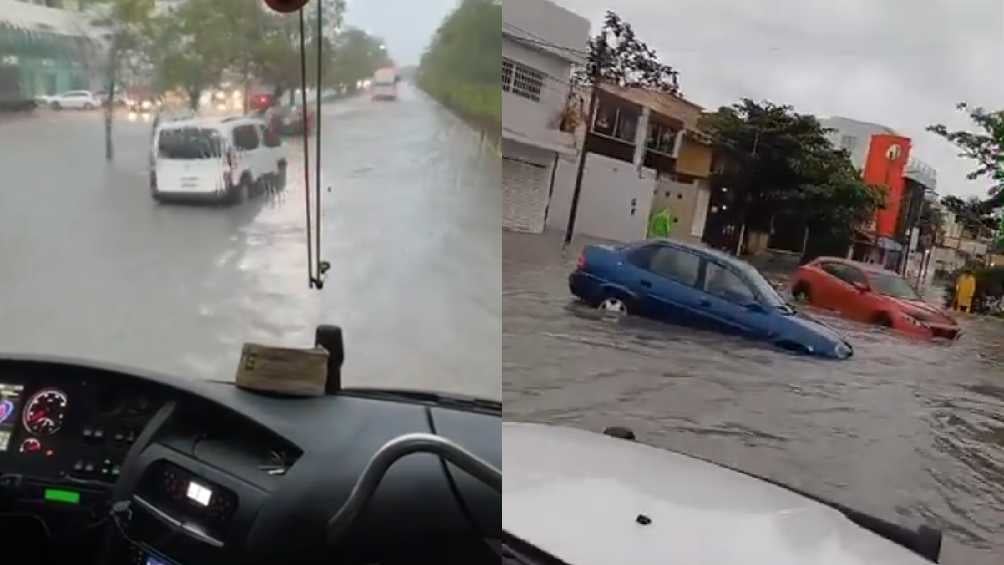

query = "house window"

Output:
[[503, 58, 544, 102], [591, 102, 640, 145], [647, 122, 678, 155], [616, 111, 637, 143]]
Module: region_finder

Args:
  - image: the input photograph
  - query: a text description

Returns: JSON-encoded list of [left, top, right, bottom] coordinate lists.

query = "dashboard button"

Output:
[[93, 429, 104, 440], [112, 466, 121, 477], [73, 461, 83, 472], [82, 428, 93, 438], [84, 463, 95, 473]]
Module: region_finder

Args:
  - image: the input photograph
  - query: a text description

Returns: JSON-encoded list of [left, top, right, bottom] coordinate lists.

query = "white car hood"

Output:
[[503, 423, 931, 565]]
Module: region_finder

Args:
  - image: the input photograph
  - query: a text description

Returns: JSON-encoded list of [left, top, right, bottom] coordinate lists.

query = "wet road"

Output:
[[503, 230, 1004, 564], [0, 84, 500, 400]]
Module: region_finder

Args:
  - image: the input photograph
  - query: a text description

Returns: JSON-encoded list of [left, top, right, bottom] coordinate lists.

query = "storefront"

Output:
[[0, 1, 100, 102]]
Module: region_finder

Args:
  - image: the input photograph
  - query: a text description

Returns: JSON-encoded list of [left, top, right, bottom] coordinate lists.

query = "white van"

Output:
[[371, 67, 398, 101], [150, 116, 287, 204]]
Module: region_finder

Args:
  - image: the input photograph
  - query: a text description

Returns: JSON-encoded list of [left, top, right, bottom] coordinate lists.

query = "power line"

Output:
[[503, 22, 591, 57]]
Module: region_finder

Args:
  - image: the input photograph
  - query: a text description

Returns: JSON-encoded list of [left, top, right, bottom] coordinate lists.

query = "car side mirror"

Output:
[[852, 281, 869, 293]]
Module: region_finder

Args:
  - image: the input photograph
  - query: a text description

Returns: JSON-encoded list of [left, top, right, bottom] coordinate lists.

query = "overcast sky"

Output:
[[552, 0, 1003, 199], [342, 0, 458, 67]]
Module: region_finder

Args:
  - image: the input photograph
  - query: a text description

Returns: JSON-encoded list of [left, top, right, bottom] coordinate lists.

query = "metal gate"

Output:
[[502, 156, 549, 233]]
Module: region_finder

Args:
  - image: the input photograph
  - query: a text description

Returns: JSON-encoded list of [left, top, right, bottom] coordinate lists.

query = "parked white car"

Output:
[[150, 116, 287, 204], [47, 90, 100, 110]]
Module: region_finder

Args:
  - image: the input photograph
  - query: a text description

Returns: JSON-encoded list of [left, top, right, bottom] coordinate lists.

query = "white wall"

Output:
[[819, 116, 896, 171], [503, 0, 589, 65], [546, 152, 579, 233], [502, 39, 573, 147], [548, 153, 655, 242]]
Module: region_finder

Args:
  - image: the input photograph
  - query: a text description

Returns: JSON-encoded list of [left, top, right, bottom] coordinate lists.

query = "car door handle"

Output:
[[640, 280, 652, 288]]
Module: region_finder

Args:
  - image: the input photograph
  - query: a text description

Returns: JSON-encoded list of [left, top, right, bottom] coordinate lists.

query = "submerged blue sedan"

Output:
[[569, 239, 853, 359]]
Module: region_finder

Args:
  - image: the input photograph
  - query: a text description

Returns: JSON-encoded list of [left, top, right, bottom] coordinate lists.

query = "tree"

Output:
[[418, 0, 500, 128], [940, 194, 997, 236], [917, 200, 944, 248], [700, 99, 884, 257], [91, 0, 156, 161], [928, 103, 1004, 200], [574, 11, 679, 94], [329, 28, 391, 94], [251, 0, 346, 102], [150, 0, 234, 110]]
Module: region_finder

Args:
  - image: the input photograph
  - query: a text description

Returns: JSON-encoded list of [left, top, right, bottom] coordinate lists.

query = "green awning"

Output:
[[0, 22, 93, 62]]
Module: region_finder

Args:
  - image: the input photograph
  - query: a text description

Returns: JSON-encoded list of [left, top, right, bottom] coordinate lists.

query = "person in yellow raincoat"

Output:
[[648, 208, 677, 239], [954, 270, 977, 313]]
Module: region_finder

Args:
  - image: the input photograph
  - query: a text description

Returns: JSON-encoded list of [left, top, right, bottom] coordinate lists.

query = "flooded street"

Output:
[[0, 84, 500, 400], [504, 230, 1004, 564]]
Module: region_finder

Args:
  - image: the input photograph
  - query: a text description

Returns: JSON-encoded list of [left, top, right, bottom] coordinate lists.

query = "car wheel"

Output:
[[51, 102, 61, 110], [598, 296, 630, 315], [229, 177, 250, 204], [872, 312, 894, 327], [792, 283, 811, 303], [276, 163, 287, 191], [83, 102, 94, 110]]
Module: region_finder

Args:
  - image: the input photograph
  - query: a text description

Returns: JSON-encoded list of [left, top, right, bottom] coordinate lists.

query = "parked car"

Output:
[[569, 239, 853, 359], [790, 257, 961, 339], [150, 116, 287, 204], [47, 90, 100, 110], [93, 90, 131, 107], [266, 103, 314, 136]]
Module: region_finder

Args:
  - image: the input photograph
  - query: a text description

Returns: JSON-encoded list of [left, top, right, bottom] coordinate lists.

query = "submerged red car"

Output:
[[790, 257, 960, 339]]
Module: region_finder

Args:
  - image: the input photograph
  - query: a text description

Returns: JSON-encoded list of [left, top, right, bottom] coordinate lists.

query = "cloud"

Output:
[[553, 0, 1004, 198]]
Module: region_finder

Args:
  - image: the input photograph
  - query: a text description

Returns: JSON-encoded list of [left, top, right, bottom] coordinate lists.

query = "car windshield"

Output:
[[734, 261, 788, 310], [157, 128, 222, 159], [868, 272, 921, 301], [2, 0, 500, 402]]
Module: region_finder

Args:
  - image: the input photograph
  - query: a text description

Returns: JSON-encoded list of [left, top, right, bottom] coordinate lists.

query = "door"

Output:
[[817, 262, 870, 320], [699, 260, 771, 337], [624, 243, 704, 323], [502, 156, 550, 234], [232, 124, 262, 182], [258, 124, 280, 174], [155, 127, 226, 194]]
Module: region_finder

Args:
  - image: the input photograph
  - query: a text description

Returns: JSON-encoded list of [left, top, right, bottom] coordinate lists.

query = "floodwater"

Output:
[[503, 230, 1003, 564], [0, 84, 501, 400]]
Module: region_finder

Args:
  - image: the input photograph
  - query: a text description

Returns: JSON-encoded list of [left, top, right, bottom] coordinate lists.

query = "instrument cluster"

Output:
[[0, 377, 163, 483]]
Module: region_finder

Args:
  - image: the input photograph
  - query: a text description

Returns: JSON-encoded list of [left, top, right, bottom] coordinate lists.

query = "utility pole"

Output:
[[563, 84, 598, 247], [563, 39, 605, 247]]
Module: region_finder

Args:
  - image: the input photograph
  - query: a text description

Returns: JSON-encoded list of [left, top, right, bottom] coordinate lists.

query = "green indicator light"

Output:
[[44, 488, 80, 504]]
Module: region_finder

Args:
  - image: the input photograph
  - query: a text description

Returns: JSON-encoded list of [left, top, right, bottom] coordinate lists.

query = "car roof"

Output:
[[640, 238, 749, 267], [812, 256, 897, 276], [158, 115, 264, 132]]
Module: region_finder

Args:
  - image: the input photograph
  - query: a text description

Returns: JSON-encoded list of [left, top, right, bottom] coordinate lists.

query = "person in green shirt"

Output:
[[648, 208, 677, 239]]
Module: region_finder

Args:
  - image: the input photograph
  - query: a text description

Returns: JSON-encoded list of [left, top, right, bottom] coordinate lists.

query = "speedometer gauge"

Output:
[[22, 388, 68, 436]]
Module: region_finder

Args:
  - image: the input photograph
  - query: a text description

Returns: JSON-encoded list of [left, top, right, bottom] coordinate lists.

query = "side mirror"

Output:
[[852, 281, 869, 293]]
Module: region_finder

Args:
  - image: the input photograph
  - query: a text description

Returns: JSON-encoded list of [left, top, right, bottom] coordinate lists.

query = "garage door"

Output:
[[502, 157, 550, 233]]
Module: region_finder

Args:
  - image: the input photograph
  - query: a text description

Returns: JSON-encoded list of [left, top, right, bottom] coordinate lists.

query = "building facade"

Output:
[[547, 83, 714, 243], [501, 0, 589, 234], [0, 0, 102, 102]]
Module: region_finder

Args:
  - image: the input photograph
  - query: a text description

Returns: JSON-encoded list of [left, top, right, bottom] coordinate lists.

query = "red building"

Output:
[[862, 134, 912, 238]]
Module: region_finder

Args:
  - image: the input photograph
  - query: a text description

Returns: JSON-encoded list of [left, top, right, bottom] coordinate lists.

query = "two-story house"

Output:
[[546, 83, 714, 243], [501, 0, 589, 234]]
